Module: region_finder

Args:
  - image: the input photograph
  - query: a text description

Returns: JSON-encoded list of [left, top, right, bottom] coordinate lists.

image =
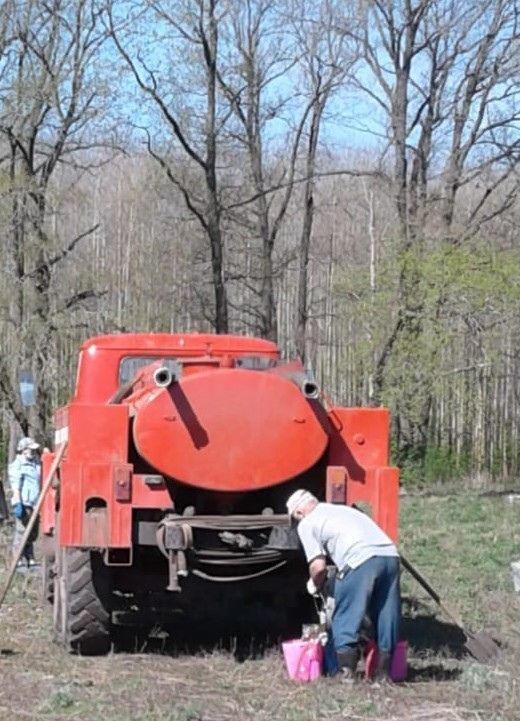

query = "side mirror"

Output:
[[18, 369, 36, 407]]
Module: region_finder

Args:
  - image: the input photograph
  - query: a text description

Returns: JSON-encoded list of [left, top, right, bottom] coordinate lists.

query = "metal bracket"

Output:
[[166, 550, 188, 591]]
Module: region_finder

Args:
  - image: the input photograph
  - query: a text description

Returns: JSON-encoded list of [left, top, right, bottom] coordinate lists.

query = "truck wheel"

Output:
[[53, 547, 111, 655]]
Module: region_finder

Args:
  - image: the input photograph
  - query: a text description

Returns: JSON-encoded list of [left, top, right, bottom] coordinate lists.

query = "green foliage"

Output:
[[385, 243, 520, 403], [396, 444, 472, 488], [420, 243, 520, 356], [337, 239, 520, 485], [47, 688, 75, 710]]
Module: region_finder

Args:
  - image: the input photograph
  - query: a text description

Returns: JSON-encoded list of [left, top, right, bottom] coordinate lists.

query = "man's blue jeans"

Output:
[[331, 555, 401, 654]]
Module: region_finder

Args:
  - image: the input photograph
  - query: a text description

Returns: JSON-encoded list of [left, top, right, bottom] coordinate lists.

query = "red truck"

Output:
[[41, 333, 399, 654]]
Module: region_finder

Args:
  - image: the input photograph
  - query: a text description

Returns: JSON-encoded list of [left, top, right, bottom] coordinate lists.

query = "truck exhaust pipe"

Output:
[[153, 367, 175, 388]]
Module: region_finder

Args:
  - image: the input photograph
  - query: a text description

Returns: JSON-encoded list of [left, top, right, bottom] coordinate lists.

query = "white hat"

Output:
[[286, 489, 316, 516], [17, 437, 40, 452]]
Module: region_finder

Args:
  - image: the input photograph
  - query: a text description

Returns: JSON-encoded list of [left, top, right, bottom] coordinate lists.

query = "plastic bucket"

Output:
[[364, 640, 408, 682], [511, 561, 520, 592], [282, 639, 323, 682], [390, 641, 408, 682]]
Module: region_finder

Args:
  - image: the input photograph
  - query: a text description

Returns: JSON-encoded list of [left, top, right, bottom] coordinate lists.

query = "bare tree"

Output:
[[216, 0, 311, 341], [0, 0, 113, 444], [107, 0, 230, 332], [287, 0, 359, 363]]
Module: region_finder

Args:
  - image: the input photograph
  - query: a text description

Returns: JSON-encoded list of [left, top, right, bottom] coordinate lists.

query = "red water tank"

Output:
[[133, 368, 329, 490]]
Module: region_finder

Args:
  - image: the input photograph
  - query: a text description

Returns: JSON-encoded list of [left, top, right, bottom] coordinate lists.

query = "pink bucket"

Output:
[[364, 640, 408, 682], [282, 639, 323, 682], [391, 641, 408, 681]]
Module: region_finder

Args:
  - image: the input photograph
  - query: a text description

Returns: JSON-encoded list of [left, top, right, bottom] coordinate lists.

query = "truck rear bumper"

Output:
[[135, 513, 300, 589]]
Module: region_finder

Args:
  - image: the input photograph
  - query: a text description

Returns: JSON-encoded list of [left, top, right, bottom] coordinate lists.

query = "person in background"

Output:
[[286, 489, 401, 681], [8, 437, 42, 569]]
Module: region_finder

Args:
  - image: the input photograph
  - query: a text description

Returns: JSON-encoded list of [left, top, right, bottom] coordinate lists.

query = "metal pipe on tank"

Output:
[[301, 378, 320, 399], [153, 367, 175, 388], [267, 363, 320, 400]]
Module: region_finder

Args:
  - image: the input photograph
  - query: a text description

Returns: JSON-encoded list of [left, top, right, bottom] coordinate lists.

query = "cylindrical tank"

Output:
[[132, 367, 329, 491]]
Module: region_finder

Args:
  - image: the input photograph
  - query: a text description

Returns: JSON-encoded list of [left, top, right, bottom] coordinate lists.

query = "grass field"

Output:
[[0, 493, 518, 721]]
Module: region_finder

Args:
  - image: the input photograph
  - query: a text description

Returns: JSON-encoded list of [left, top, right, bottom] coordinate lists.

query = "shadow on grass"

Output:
[[406, 664, 462, 682], [110, 594, 471, 669], [0, 648, 17, 657], [112, 625, 284, 661], [111, 596, 311, 661], [402, 615, 467, 658], [401, 595, 468, 659]]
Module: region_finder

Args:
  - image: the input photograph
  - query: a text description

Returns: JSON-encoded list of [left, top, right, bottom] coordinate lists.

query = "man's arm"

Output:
[[7, 460, 22, 505], [298, 519, 327, 591], [309, 556, 327, 590]]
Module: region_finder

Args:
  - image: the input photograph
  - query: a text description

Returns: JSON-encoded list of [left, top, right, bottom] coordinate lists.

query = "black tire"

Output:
[[41, 553, 55, 606], [53, 547, 112, 655]]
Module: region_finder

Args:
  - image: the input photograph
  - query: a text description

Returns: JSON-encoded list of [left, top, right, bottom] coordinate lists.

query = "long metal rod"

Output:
[[399, 552, 500, 663], [399, 553, 464, 628]]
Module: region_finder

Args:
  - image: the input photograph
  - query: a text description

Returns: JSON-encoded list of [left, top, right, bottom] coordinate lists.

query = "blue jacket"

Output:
[[8, 455, 41, 507]]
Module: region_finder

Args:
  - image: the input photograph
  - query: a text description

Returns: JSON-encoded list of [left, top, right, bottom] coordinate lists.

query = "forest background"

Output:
[[1, 0, 519, 487]]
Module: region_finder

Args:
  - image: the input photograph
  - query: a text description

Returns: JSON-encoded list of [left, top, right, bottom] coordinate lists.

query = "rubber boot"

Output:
[[336, 646, 359, 681], [373, 650, 392, 683]]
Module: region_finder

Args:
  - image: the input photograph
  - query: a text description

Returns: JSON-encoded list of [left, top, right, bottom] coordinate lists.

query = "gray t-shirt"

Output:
[[297, 503, 398, 571]]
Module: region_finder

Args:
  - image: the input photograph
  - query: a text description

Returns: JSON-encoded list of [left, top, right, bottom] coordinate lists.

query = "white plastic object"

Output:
[[511, 560, 520, 592], [306, 578, 318, 595]]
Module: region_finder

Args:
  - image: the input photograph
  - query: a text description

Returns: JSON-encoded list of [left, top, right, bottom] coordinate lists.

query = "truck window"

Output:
[[235, 357, 278, 370], [119, 357, 181, 384]]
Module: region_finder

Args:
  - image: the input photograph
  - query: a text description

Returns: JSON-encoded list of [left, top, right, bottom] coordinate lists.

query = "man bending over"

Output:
[[286, 489, 401, 681]]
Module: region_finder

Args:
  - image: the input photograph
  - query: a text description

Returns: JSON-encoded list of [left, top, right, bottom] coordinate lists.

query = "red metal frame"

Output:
[[42, 333, 399, 550]]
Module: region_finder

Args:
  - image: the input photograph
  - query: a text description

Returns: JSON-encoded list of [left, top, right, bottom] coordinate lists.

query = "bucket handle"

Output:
[[296, 641, 320, 681]]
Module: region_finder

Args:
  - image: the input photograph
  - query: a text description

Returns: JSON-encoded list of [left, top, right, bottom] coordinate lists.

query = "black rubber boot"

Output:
[[337, 646, 359, 681], [373, 650, 392, 683]]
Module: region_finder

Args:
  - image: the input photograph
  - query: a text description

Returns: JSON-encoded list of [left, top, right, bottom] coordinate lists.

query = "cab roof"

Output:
[[81, 333, 279, 356]]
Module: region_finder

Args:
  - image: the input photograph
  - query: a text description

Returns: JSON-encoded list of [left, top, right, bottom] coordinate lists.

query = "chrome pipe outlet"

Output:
[[301, 379, 320, 399], [153, 367, 174, 388]]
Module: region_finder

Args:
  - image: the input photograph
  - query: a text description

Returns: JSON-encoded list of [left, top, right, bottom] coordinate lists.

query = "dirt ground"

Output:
[[0, 493, 518, 721]]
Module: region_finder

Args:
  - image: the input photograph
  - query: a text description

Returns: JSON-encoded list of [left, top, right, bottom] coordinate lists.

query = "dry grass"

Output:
[[0, 493, 518, 721]]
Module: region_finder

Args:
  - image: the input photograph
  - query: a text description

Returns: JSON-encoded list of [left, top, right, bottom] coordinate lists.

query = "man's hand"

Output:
[[306, 577, 319, 596], [13, 502, 24, 520]]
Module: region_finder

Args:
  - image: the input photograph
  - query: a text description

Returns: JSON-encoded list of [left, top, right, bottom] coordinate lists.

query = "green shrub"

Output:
[[394, 443, 471, 488]]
